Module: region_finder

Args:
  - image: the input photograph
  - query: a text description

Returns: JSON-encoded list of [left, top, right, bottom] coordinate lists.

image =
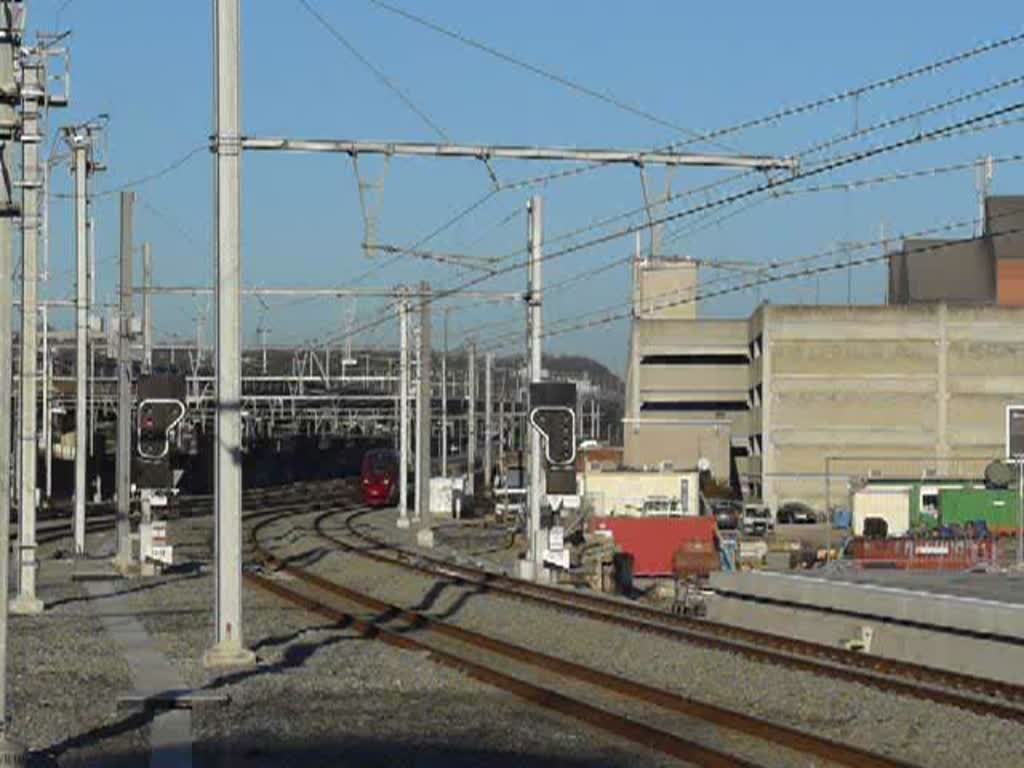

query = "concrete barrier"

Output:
[[707, 571, 1024, 683]]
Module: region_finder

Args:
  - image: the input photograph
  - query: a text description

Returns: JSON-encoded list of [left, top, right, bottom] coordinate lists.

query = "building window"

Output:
[[680, 478, 690, 514], [640, 401, 748, 413], [641, 354, 749, 365]]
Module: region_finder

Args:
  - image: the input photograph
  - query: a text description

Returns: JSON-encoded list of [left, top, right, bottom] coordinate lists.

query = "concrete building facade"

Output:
[[624, 317, 747, 480], [627, 304, 1024, 511], [745, 304, 1024, 511], [623, 196, 1024, 509]]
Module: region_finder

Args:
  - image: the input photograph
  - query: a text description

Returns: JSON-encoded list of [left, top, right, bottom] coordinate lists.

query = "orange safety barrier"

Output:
[[850, 537, 996, 570]]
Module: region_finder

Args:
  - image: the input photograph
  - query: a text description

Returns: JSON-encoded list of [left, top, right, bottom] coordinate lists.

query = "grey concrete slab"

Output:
[[86, 580, 192, 768], [709, 570, 1024, 641]]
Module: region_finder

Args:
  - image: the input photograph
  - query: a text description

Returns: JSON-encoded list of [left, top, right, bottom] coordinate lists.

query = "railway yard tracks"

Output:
[[235, 483, 1024, 767], [32, 479, 1024, 766]]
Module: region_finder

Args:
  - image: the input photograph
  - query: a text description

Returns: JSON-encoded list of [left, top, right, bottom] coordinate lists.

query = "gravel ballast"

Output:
[[13, 512, 680, 767], [270, 502, 1024, 768]]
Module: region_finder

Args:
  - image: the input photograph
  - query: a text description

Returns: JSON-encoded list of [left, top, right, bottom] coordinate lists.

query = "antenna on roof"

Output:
[[976, 155, 994, 238]]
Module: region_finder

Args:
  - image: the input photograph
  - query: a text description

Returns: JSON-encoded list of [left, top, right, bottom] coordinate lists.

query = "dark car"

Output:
[[776, 501, 818, 525], [710, 500, 740, 530]]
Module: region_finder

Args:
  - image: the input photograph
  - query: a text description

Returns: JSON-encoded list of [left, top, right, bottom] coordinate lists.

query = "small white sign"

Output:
[[149, 545, 174, 565], [548, 526, 564, 552], [543, 549, 570, 570], [152, 521, 168, 545]]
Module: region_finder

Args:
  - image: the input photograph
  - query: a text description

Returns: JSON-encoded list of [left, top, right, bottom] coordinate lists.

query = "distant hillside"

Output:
[[497, 353, 624, 396]]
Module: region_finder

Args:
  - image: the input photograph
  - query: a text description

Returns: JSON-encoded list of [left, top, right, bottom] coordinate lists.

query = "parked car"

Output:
[[776, 501, 818, 525], [742, 503, 774, 536], [710, 500, 740, 530]]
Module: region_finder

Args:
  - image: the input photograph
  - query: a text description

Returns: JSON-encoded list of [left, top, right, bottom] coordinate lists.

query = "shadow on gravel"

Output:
[[35, 738, 642, 767], [44, 568, 205, 610], [31, 709, 155, 767], [250, 623, 340, 652], [276, 546, 334, 570], [406, 577, 490, 624]]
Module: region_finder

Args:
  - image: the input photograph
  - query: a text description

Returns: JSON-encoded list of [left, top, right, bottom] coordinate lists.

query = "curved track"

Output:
[[317, 497, 1024, 723], [248, 501, 917, 768]]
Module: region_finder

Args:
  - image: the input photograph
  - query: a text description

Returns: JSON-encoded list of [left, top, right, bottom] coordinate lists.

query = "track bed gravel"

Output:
[[275, 504, 1024, 768], [141, 512, 679, 767]]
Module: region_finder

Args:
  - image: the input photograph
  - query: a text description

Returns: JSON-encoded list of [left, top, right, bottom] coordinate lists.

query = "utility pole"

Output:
[[412, 321, 422, 522], [0, 2, 26, 755], [258, 325, 269, 375], [523, 195, 544, 581], [497, 398, 505, 483], [12, 48, 43, 615], [484, 352, 493, 495], [114, 191, 134, 571], [397, 295, 410, 528], [416, 280, 433, 547], [206, 0, 254, 668], [43, 321, 52, 499], [142, 242, 153, 372], [466, 340, 476, 498], [65, 125, 92, 556], [441, 307, 448, 477], [88, 217, 97, 464]]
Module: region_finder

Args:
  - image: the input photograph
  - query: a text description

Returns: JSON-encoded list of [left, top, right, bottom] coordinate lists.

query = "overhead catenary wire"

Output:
[[296, 0, 449, 141], [478, 212, 1024, 354], [327, 99, 1024, 349], [372, 72, 1024, 280], [353, 11, 1024, 232], [308, 54, 1024, 341], [366, 0, 732, 151]]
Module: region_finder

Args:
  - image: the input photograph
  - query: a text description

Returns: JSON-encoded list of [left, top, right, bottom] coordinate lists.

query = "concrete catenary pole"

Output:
[[441, 308, 448, 477], [42, 315, 51, 499], [397, 296, 410, 528], [466, 340, 476, 498], [114, 191, 135, 570], [525, 196, 544, 579], [12, 51, 43, 615], [87, 217, 96, 462], [142, 242, 153, 372], [206, 0, 254, 668], [484, 352, 493, 494], [413, 322, 422, 522], [71, 132, 89, 555], [416, 281, 433, 546], [0, 2, 27, 755]]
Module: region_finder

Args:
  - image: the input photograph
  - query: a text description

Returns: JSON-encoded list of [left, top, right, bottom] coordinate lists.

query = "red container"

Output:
[[589, 516, 718, 577], [850, 537, 996, 570]]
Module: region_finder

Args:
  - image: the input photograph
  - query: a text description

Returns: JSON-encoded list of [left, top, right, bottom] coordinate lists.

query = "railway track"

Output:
[[248, 502, 917, 768], [31, 479, 348, 548], [31, 478, 1024, 759], [311, 497, 1024, 724]]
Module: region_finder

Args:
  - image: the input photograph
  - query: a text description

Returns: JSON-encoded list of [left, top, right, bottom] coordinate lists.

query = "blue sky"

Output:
[[34, 1, 1024, 374]]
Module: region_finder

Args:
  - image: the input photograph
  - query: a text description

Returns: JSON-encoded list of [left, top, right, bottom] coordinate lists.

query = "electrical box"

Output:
[[1008, 406, 1024, 458]]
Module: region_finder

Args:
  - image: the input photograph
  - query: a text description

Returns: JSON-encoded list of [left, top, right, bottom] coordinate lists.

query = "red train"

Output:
[[360, 449, 400, 507]]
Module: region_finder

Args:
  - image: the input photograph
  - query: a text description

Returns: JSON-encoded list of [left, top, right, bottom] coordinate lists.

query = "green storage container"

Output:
[[938, 488, 1022, 533]]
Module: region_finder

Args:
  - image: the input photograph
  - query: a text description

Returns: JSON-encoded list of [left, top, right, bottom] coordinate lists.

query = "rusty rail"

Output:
[[250, 513, 916, 768]]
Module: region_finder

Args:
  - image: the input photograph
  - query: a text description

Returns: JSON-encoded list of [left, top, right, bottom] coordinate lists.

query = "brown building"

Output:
[[888, 195, 1024, 307]]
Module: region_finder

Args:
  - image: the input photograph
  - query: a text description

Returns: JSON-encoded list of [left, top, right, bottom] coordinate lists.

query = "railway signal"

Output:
[[136, 374, 188, 460], [529, 381, 578, 497], [529, 406, 576, 466], [137, 399, 186, 460]]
